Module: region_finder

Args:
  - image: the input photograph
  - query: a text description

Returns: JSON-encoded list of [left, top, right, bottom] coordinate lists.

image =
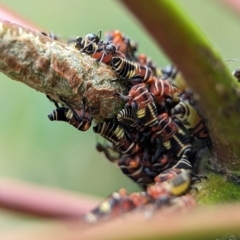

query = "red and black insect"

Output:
[[171, 97, 210, 145], [150, 112, 193, 173], [153, 166, 192, 184], [91, 41, 126, 64], [83, 169, 194, 223], [117, 152, 173, 190], [147, 169, 191, 200], [105, 30, 138, 61], [96, 132, 175, 189], [111, 57, 153, 84], [147, 76, 182, 106], [83, 188, 149, 223], [115, 84, 193, 174], [48, 107, 92, 131], [115, 83, 159, 129], [48, 98, 93, 132], [75, 30, 125, 64], [161, 65, 188, 92], [137, 53, 162, 78], [93, 120, 140, 156], [117, 108, 138, 129], [75, 30, 102, 54]]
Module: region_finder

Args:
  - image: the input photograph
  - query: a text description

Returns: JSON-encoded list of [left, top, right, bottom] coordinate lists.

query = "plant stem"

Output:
[[0, 178, 98, 219]]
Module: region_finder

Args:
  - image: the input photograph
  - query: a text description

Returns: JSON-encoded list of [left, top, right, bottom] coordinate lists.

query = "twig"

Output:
[[0, 178, 99, 218], [3, 203, 240, 240], [0, 19, 126, 120], [221, 0, 240, 15], [80, 204, 240, 240]]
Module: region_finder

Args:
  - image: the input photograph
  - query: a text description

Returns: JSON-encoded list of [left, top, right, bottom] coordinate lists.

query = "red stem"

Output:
[[0, 178, 99, 218], [221, 0, 240, 14], [0, 4, 40, 31]]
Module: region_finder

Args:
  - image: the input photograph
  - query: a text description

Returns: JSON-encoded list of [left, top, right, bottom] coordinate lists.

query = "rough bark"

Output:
[[0, 19, 126, 121]]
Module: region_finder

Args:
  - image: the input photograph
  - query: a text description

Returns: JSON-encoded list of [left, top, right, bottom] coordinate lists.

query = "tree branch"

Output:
[[0, 178, 99, 219], [0, 19, 126, 121]]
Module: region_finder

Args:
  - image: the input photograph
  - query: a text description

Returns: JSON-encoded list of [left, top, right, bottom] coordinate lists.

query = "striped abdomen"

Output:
[[48, 107, 92, 131], [93, 121, 140, 155], [112, 57, 139, 79], [117, 108, 137, 128], [112, 57, 152, 82], [48, 107, 69, 122], [151, 113, 179, 142], [171, 99, 209, 140]]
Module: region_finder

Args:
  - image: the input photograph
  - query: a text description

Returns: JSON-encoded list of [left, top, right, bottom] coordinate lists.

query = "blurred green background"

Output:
[[1, 0, 240, 230]]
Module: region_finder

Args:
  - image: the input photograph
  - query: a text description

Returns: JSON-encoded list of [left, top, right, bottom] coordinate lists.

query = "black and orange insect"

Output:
[[112, 57, 153, 84], [48, 98, 93, 132], [115, 83, 159, 129], [137, 53, 162, 78], [161, 65, 188, 92], [117, 152, 173, 189], [95, 131, 176, 189], [83, 169, 194, 223], [117, 108, 138, 129], [83, 188, 149, 223], [75, 30, 102, 54], [147, 169, 191, 200], [93, 120, 140, 156], [171, 97, 210, 145], [91, 41, 125, 64], [115, 84, 193, 173], [105, 30, 138, 60], [150, 112, 192, 169], [75, 30, 125, 64], [48, 107, 92, 131], [147, 76, 182, 106]]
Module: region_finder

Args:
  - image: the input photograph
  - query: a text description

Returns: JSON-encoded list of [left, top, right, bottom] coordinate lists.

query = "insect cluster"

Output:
[[46, 30, 211, 222]]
